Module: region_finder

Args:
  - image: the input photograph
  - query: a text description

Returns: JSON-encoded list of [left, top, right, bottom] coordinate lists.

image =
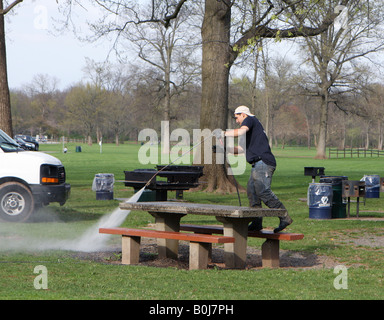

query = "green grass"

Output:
[[1, 142, 384, 300]]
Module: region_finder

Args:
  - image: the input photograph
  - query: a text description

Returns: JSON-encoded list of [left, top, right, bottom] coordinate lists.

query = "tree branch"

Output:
[[163, 0, 187, 28], [0, 0, 23, 15], [230, 0, 353, 66]]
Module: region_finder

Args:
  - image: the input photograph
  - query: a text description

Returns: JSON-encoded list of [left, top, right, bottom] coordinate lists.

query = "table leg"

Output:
[[216, 217, 253, 269], [121, 235, 140, 265], [347, 197, 350, 218], [261, 239, 280, 268], [149, 212, 186, 260]]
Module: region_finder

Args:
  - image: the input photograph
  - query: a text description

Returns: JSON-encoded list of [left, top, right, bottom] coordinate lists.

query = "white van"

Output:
[[0, 129, 70, 222]]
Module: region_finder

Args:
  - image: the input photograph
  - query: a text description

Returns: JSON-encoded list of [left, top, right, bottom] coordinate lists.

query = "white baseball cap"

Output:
[[234, 105, 254, 116]]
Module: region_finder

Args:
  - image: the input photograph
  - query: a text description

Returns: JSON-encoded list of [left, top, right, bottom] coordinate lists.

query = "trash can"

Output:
[[92, 173, 114, 200], [135, 188, 157, 202], [307, 183, 333, 219], [76, 146, 82, 152], [361, 175, 380, 198], [319, 176, 348, 219]]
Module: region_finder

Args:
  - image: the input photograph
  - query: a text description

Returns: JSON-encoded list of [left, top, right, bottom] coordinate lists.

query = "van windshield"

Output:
[[0, 129, 24, 152]]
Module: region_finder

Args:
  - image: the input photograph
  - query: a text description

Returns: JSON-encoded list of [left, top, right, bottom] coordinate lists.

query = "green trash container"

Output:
[[319, 176, 348, 219], [135, 189, 157, 202]]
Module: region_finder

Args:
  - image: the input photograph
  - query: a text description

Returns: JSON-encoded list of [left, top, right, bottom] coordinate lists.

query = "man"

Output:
[[222, 105, 292, 233]]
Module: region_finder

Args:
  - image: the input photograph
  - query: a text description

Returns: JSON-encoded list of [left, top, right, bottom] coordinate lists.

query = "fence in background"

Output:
[[328, 148, 384, 158]]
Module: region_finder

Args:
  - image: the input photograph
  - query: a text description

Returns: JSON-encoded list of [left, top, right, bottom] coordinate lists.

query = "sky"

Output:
[[4, 0, 297, 92], [5, 0, 117, 90]]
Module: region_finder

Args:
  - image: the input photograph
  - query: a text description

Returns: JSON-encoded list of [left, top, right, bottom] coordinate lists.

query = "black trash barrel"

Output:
[[319, 176, 348, 219], [307, 183, 333, 219]]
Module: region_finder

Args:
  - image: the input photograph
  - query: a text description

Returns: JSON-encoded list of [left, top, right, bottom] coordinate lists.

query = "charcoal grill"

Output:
[[123, 165, 204, 201], [342, 180, 365, 218], [304, 167, 325, 182]]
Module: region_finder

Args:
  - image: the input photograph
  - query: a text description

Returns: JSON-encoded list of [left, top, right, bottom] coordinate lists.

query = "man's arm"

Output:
[[225, 126, 249, 137], [225, 126, 248, 154]]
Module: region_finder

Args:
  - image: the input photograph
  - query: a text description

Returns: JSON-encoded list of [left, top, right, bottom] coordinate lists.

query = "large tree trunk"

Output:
[[378, 119, 383, 151], [339, 113, 346, 149], [315, 94, 328, 159], [199, 0, 239, 193], [162, 57, 171, 155], [0, 1, 12, 136], [364, 121, 370, 149]]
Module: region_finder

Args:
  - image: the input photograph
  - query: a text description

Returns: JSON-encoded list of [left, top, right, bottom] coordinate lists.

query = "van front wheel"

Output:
[[0, 182, 34, 222]]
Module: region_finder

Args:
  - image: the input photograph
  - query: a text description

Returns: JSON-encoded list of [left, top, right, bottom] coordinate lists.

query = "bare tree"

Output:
[[83, 59, 137, 145], [297, 0, 384, 158], [65, 83, 107, 145], [0, 0, 24, 136], [122, 9, 200, 153], [359, 82, 384, 150], [25, 74, 59, 137], [124, 8, 200, 121]]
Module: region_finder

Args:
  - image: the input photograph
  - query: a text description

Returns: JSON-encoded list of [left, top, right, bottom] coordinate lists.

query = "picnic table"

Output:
[[119, 201, 288, 269]]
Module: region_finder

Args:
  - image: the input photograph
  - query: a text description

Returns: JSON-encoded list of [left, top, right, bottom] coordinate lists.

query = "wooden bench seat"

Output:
[[179, 224, 304, 268], [99, 227, 235, 270]]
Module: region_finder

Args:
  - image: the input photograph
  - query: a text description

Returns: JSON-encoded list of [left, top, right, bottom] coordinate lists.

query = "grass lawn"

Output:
[[1, 142, 384, 301]]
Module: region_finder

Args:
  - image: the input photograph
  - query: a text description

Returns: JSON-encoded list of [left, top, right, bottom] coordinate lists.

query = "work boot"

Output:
[[248, 217, 263, 231], [273, 216, 293, 233]]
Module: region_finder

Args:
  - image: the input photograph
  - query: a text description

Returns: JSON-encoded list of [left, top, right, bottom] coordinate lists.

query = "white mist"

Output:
[[0, 187, 146, 253]]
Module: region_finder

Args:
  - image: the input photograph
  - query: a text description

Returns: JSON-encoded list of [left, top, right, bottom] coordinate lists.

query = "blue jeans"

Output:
[[246, 161, 286, 210]]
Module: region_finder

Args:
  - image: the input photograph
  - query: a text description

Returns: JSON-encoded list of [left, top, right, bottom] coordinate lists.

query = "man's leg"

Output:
[[247, 175, 263, 231], [251, 161, 292, 232]]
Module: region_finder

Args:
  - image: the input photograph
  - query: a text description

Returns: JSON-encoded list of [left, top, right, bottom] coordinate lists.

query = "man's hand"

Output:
[[212, 129, 225, 139]]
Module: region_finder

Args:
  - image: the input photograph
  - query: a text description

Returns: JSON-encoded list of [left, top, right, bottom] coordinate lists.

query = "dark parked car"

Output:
[[14, 135, 39, 151], [14, 137, 35, 151]]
